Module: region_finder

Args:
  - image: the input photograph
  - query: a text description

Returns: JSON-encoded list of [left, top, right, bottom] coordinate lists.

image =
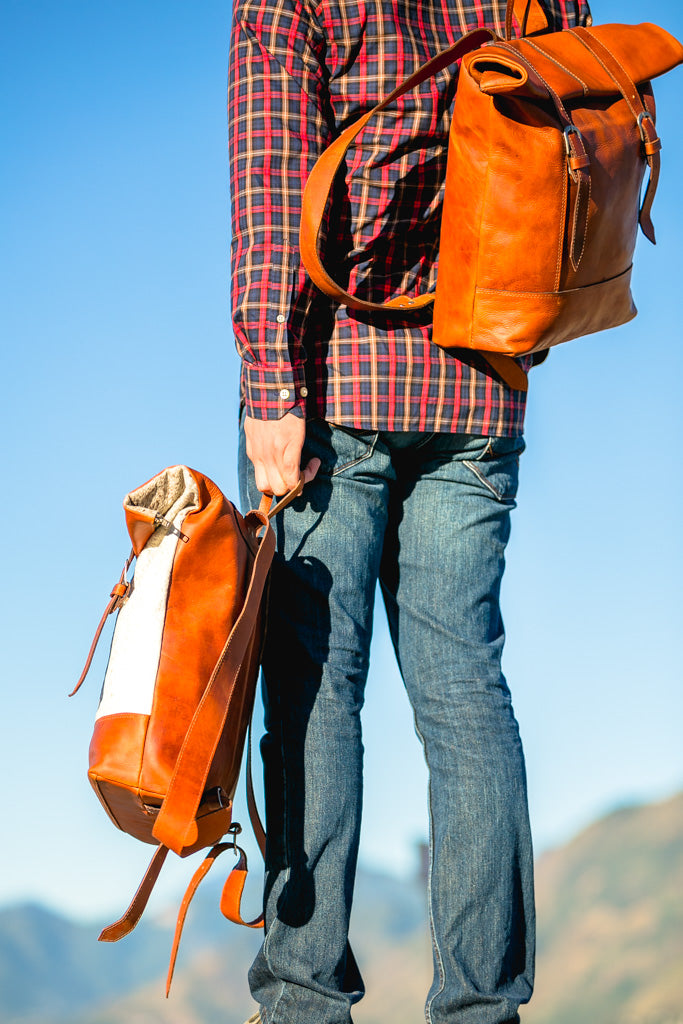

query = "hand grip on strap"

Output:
[[257, 474, 305, 520]]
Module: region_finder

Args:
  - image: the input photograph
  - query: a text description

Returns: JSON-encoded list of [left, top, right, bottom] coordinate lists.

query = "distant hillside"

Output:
[[0, 792, 681, 1024], [0, 902, 169, 1023], [526, 791, 683, 1024]]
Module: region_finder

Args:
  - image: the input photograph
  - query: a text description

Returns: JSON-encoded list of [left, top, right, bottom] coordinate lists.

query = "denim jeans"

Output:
[[238, 418, 535, 1024]]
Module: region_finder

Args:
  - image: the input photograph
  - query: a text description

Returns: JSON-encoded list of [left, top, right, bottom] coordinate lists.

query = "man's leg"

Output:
[[379, 432, 535, 1024], [239, 417, 390, 1024]]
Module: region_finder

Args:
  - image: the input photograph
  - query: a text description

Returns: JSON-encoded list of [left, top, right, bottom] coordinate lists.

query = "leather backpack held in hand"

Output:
[[300, 0, 683, 391], [72, 466, 302, 993]]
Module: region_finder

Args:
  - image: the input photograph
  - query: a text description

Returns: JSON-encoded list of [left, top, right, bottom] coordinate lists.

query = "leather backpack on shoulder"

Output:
[[300, 0, 683, 391]]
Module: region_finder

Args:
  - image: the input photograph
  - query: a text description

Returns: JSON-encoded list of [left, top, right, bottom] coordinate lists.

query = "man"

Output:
[[228, 1, 591, 1022]]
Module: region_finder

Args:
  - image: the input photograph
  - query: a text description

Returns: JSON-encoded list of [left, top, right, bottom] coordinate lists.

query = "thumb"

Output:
[[302, 457, 321, 485]]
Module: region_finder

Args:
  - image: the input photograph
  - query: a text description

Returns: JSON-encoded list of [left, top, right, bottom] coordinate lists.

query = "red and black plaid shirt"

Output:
[[228, 0, 592, 434]]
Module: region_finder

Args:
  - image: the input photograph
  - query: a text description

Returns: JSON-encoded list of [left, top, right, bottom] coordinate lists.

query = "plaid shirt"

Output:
[[228, 0, 592, 434]]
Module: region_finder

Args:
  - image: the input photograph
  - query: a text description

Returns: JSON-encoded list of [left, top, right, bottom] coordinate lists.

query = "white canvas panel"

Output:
[[95, 467, 200, 720]]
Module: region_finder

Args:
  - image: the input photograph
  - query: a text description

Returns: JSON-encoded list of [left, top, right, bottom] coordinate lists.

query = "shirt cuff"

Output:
[[241, 360, 309, 420]]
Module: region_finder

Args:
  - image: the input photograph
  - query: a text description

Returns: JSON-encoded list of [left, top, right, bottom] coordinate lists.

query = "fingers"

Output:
[[302, 457, 321, 485], [244, 413, 313, 496]]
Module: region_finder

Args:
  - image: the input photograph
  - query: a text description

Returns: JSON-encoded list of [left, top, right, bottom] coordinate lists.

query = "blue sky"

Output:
[[1, 0, 682, 921]]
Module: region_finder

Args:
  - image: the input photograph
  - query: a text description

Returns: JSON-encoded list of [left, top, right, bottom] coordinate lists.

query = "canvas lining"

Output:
[[124, 465, 201, 527]]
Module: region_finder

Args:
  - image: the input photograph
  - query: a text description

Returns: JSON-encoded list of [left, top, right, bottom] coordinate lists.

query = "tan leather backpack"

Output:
[[300, 0, 683, 390], [73, 466, 301, 992]]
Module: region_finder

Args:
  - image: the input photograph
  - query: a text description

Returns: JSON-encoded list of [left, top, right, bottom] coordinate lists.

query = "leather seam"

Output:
[[572, 30, 641, 120], [474, 265, 632, 297], [524, 37, 589, 93]]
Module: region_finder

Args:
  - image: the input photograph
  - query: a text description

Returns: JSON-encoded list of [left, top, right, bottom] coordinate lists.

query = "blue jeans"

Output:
[[239, 419, 534, 1024]]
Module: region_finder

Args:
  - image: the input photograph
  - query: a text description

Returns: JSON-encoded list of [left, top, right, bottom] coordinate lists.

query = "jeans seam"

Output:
[[330, 433, 378, 476], [262, 698, 289, 1024], [463, 458, 506, 502], [413, 431, 436, 450], [414, 717, 445, 1024]]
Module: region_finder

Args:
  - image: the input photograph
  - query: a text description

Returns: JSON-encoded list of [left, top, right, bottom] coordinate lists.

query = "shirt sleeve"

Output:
[[228, 0, 332, 420]]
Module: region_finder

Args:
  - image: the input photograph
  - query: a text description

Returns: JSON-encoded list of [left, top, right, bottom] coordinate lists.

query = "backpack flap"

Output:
[[467, 23, 683, 102]]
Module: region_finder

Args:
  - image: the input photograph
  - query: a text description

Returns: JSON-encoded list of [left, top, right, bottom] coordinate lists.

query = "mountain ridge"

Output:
[[1, 791, 680, 1024]]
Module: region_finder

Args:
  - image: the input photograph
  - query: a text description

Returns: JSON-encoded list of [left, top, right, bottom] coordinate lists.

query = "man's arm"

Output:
[[228, 0, 331, 492]]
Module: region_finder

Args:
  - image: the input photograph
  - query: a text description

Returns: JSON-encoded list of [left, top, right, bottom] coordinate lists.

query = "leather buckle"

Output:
[[563, 125, 589, 183], [637, 111, 655, 142], [226, 822, 242, 852]]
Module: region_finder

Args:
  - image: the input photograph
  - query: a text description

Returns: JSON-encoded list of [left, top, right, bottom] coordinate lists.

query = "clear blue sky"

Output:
[[1, 0, 682, 921]]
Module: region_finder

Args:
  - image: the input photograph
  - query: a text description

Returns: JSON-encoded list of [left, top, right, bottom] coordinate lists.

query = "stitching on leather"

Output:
[[525, 37, 589, 93], [497, 42, 571, 122], [474, 263, 632, 297], [572, 31, 641, 120], [556, 155, 567, 291], [573, 172, 590, 269]]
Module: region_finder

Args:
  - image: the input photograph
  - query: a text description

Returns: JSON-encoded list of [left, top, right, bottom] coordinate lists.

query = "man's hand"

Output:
[[245, 412, 321, 496]]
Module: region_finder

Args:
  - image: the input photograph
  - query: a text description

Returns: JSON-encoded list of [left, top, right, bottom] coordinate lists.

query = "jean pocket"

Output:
[[462, 436, 524, 504], [304, 420, 378, 477]]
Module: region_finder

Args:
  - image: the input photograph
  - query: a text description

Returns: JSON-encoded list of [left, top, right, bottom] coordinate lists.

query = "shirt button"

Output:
[[276, 314, 286, 323], [279, 388, 290, 400], [300, 386, 309, 398]]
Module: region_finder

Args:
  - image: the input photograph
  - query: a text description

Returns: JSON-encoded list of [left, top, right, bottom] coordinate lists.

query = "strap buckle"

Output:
[[226, 822, 242, 852], [562, 124, 581, 155], [637, 110, 655, 142], [563, 125, 589, 183]]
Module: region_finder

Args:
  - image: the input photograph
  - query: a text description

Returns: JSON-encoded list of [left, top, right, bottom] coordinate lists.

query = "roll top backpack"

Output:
[[300, 0, 683, 391], [72, 466, 302, 993]]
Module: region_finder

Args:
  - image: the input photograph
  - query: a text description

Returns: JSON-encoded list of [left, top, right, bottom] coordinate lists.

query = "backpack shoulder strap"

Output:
[[299, 27, 494, 315], [152, 480, 304, 856]]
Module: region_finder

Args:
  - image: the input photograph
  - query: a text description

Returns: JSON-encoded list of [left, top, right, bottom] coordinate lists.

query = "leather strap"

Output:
[[484, 352, 530, 391], [505, 0, 549, 41], [264, 474, 305, 519], [496, 41, 591, 274], [219, 845, 263, 928], [151, 512, 274, 853], [299, 26, 494, 316], [152, 479, 304, 855], [246, 721, 267, 858], [299, 0, 549, 313], [572, 27, 661, 244], [69, 550, 135, 696], [164, 841, 262, 996], [98, 843, 169, 942], [299, 26, 529, 391]]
